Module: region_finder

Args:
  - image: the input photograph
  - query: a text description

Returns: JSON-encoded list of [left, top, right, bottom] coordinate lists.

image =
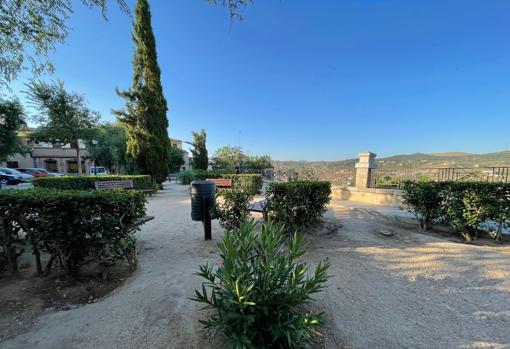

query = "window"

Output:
[[45, 160, 58, 172]]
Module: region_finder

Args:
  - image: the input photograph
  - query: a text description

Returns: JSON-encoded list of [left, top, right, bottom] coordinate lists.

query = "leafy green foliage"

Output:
[[169, 143, 185, 172], [222, 174, 262, 195], [85, 122, 134, 173], [114, 0, 172, 184], [401, 181, 446, 231], [27, 80, 100, 175], [175, 169, 219, 185], [212, 146, 244, 170], [266, 181, 332, 233], [440, 183, 499, 241], [0, 97, 28, 161], [212, 145, 272, 170], [244, 155, 272, 170], [0, 0, 128, 86], [32, 175, 154, 190], [193, 220, 330, 348], [0, 188, 146, 276], [403, 181, 510, 241], [189, 129, 209, 170], [214, 190, 253, 230], [176, 170, 262, 194]]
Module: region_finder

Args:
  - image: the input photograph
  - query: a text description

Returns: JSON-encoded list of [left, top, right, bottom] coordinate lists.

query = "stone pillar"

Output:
[[355, 152, 377, 189]]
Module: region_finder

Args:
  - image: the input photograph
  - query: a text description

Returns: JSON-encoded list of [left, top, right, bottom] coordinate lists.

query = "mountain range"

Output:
[[273, 151, 510, 171]]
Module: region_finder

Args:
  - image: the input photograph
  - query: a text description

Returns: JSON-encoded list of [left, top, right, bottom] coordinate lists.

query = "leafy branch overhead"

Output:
[[0, 0, 129, 86], [209, 0, 252, 19]]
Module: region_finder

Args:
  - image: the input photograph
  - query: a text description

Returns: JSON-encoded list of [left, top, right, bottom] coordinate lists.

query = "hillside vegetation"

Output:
[[274, 151, 510, 173]]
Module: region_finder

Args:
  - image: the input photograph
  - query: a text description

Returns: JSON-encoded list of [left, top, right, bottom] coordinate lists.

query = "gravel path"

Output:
[[2, 183, 510, 349]]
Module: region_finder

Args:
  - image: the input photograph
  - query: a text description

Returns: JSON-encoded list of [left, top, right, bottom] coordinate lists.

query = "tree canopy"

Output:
[[0, 97, 28, 161], [27, 80, 99, 175], [0, 0, 129, 86], [169, 143, 185, 172], [85, 122, 134, 174], [0, 0, 251, 86], [212, 145, 272, 170]]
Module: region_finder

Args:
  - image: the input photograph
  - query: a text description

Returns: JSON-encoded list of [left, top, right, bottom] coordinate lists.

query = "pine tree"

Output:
[[189, 129, 209, 170], [114, 0, 171, 184]]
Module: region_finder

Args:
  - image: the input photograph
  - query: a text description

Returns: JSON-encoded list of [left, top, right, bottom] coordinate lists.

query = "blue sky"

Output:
[[11, 0, 510, 160]]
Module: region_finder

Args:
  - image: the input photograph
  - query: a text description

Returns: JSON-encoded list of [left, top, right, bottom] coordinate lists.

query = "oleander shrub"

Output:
[[401, 181, 446, 231], [32, 175, 154, 190], [0, 188, 147, 276], [193, 220, 330, 348], [266, 181, 332, 233], [214, 190, 253, 230]]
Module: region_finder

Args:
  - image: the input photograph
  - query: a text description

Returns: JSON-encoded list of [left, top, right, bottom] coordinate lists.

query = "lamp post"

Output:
[[91, 140, 98, 175]]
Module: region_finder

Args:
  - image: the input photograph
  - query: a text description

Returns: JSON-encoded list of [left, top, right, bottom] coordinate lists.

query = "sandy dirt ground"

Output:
[[2, 183, 510, 349]]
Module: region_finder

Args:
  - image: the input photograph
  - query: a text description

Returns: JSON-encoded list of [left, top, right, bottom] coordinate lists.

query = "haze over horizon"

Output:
[[8, 0, 510, 161]]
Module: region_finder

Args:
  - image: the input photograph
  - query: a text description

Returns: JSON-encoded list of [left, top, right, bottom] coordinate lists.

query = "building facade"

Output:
[[171, 139, 192, 171], [1, 129, 92, 175]]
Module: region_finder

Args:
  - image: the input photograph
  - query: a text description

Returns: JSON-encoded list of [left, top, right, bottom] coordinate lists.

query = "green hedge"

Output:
[[0, 188, 147, 276], [223, 174, 263, 195], [177, 170, 262, 195], [402, 181, 510, 241], [266, 181, 331, 232], [32, 175, 154, 190]]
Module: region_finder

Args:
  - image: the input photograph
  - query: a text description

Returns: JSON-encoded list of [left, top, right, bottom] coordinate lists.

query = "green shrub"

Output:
[[214, 190, 253, 230], [0, 188, 147, 276], [32, 175, 154, 190], [440, 183, 498, 241], [193, 220, 330, 348], [401, 181, 446, 231], [266, 181, 331, 233], [403, 181, 510, 241], [176, 171, 263, 195], [223, 174, 263, 195]]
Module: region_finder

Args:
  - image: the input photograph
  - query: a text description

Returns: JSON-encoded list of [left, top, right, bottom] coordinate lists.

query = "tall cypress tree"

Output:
[[189, 129, 209, 170], [114, 0, 171, 184]]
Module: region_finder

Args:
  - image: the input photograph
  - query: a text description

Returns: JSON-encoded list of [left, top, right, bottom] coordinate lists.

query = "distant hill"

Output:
[[273, 151, 510, 172]]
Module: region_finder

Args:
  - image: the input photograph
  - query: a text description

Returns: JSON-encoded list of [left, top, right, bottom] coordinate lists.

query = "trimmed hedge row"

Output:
[[0, 188, 147, 276], [32, 175, 154, 190], [402, 181, 510, 241], [266, 181, 331, 233], [176, 170, 262, 195]]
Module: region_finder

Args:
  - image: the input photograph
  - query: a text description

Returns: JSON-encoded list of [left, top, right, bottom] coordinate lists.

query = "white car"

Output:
[[90, 166, 109, 176]]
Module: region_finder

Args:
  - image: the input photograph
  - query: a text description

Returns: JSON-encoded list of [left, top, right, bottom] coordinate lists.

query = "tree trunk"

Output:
[[76, 140, 83, 176]]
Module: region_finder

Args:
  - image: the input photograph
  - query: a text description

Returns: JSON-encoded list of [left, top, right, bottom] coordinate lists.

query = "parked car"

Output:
[[0, 168, 32, 182], [90, 166, 109, 176], [0, 173, 23, 186], [30, 168, 63, 177], [16, 168, 49, 177]]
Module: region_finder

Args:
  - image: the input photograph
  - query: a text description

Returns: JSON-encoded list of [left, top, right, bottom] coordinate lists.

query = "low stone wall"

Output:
[[332, 186, 403, 206]]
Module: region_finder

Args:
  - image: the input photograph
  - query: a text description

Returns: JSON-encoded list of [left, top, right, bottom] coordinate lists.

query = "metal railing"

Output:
[[369, 167, 510, 189], [272, 168, 355, 187]]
